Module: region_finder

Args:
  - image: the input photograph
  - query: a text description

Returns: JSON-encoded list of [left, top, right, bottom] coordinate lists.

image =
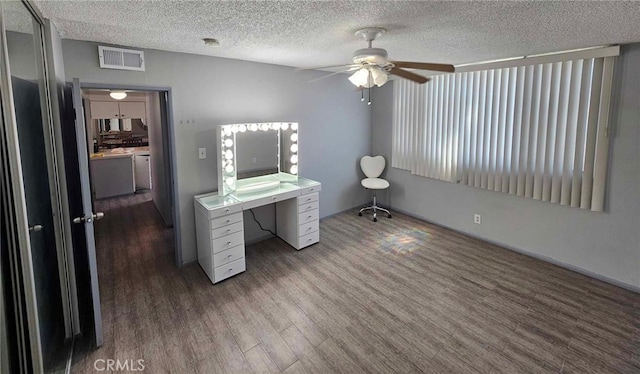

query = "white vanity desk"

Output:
[[194, 176, 321, 284]]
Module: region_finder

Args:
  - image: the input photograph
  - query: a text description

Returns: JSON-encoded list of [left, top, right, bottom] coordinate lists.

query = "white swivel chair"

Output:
[[358, 156, 392, 222]]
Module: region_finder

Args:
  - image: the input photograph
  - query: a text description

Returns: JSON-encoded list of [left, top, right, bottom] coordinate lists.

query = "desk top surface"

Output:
[[195, 176, 320, 211]]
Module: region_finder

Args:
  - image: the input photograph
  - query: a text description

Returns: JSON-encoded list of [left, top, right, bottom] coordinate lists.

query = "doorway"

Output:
[[80, 87, 177, 260], [63, 83, 179, 358]]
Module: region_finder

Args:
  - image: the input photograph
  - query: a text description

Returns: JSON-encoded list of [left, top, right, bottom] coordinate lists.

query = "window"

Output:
[[392, 47, 618, 211]]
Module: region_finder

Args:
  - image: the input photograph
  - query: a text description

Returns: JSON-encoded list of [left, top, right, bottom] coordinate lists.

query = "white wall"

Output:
[[373, 44, 640, 290], [61, 39, 371, 265], [145, 91, 172, 226]]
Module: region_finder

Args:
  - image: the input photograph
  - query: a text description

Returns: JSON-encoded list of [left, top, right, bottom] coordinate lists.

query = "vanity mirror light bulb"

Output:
[[225, 177, 234, 186], [224, 139, 233, 147], [271, 123, 281, 130], [290, 155, 298, 164], [249, 124, 258, 131], [290, 144, 298, 153], [239, 124, 247, 132], [225, 164, 234, 173], [290, 165, 298, 175], [231, 125, 239, 133], [291, 133, 298, 142], [224, 150, 234, 160], [291, 123, 298, 131], [223, 127, 232, 136], [260, 124, 269, 131], [281, 123, 289, 131]]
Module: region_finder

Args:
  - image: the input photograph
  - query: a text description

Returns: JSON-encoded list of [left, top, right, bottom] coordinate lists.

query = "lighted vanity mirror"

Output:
[[217, 122, 299, 196]]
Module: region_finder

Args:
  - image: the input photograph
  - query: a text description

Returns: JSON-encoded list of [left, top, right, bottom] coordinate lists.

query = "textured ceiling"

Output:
[[32, 1, 640, 69]]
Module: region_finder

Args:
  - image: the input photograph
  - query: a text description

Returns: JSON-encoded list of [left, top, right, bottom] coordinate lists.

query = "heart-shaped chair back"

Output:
[[360, 156, 386, 178]]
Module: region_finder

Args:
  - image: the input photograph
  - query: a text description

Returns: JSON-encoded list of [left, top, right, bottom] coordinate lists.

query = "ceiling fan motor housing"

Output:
[[352, 48, 388, 65]]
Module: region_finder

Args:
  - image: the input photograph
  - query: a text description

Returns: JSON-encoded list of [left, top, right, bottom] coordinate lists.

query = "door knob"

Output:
[[73, 212, 105, 224], [28, 224, 43, 232]]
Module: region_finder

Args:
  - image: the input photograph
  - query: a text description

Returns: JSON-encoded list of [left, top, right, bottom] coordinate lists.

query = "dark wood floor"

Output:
[[71, 192, 640, 373]]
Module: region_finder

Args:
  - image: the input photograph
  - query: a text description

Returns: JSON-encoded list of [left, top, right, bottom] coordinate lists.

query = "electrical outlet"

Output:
[[474, 214, 482, 225], [198, 148, 206, 159], [252, 157, 257, 164]]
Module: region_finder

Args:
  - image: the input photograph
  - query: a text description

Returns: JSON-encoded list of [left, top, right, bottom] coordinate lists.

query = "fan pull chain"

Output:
[[361, 89, 364, 102], [368, 70, 372, 106]]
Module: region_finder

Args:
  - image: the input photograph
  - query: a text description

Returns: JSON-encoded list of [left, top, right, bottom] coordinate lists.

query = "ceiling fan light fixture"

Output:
[[348, 68, 371, 88], [371, 67, 388, 87], [349, 66, 389, 88], [109, 90, 127, 100]]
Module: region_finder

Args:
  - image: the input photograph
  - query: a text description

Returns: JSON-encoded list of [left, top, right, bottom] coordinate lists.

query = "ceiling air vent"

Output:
[[98, 46, 145, 71]]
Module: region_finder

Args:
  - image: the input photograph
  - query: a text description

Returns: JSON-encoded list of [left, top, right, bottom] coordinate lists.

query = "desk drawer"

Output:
[[298, 230, 319, 249], [299, 221, 318, 237], [211, 212, 243, 230], [212, 221, 243, 239], [214, 258, 246, 283], [212, 231, 244, 253], [208, 204, 242, 219], [300, 185, 321, 196], [213, 245, 245, 267], [297, 192, 319, 206], [241, 188, 300, 210], [298, 201, 319, 214], [298, 209, 319, 225]]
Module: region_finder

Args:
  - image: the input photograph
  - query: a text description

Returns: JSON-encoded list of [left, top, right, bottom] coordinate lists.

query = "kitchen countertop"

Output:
[[90, 146, 149, 160]]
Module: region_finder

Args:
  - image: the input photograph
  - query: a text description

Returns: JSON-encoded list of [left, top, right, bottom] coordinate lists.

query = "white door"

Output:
[[70, 78, 104, 347]]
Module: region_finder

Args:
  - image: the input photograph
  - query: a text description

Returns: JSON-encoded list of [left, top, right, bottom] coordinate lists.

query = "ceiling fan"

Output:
[[301, 27, 455, 88]]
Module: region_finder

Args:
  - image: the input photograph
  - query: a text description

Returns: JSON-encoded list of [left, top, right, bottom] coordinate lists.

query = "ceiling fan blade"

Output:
[[392, 61, 455, 73], [389, 67, 430, 84], [306, 67, 358, 84], [295, 64, 360, 72]]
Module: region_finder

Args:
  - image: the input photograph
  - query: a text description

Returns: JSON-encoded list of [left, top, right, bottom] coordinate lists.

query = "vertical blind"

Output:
[[392, 51, 617, 211]]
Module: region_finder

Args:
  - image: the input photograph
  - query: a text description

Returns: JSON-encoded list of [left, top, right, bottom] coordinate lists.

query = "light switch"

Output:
[[198, 148, 206, 159]]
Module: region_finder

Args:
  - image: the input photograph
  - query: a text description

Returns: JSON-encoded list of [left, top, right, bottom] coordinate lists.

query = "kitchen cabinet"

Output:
[[90, 155, 135, 199], [90, 100, 146, 119], [90, 101, 119, 119], [119, 101, 146, 119]]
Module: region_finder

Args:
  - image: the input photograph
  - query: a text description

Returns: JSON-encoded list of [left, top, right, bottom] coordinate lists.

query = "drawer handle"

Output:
[[228, 254, 232, 258], [225, 208, 230, 212], [226, 241, 232, 246], [306, 227, 312, 231], [226, 229, 231, 233], [226, 219, 230, 223], [306, 206, 312, 211], [272, 196, 277, 200], [310, 188, 315, 191], [307, 216, 312, 219], [306, 198, 312, 202], [307, 238, 312, 242], [229, 268, 233, 272]]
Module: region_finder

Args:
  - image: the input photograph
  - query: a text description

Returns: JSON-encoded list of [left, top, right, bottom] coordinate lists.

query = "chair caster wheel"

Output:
[[358, 212, 362, 216], [373, 217, 378, 222], [388, 214, 392, 218]]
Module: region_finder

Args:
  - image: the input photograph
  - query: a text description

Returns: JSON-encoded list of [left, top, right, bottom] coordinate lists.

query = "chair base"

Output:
[[358, 191, 392, 222]]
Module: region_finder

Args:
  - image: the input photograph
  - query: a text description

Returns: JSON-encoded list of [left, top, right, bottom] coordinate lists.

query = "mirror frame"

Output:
[[216, 122, 299, 195]]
